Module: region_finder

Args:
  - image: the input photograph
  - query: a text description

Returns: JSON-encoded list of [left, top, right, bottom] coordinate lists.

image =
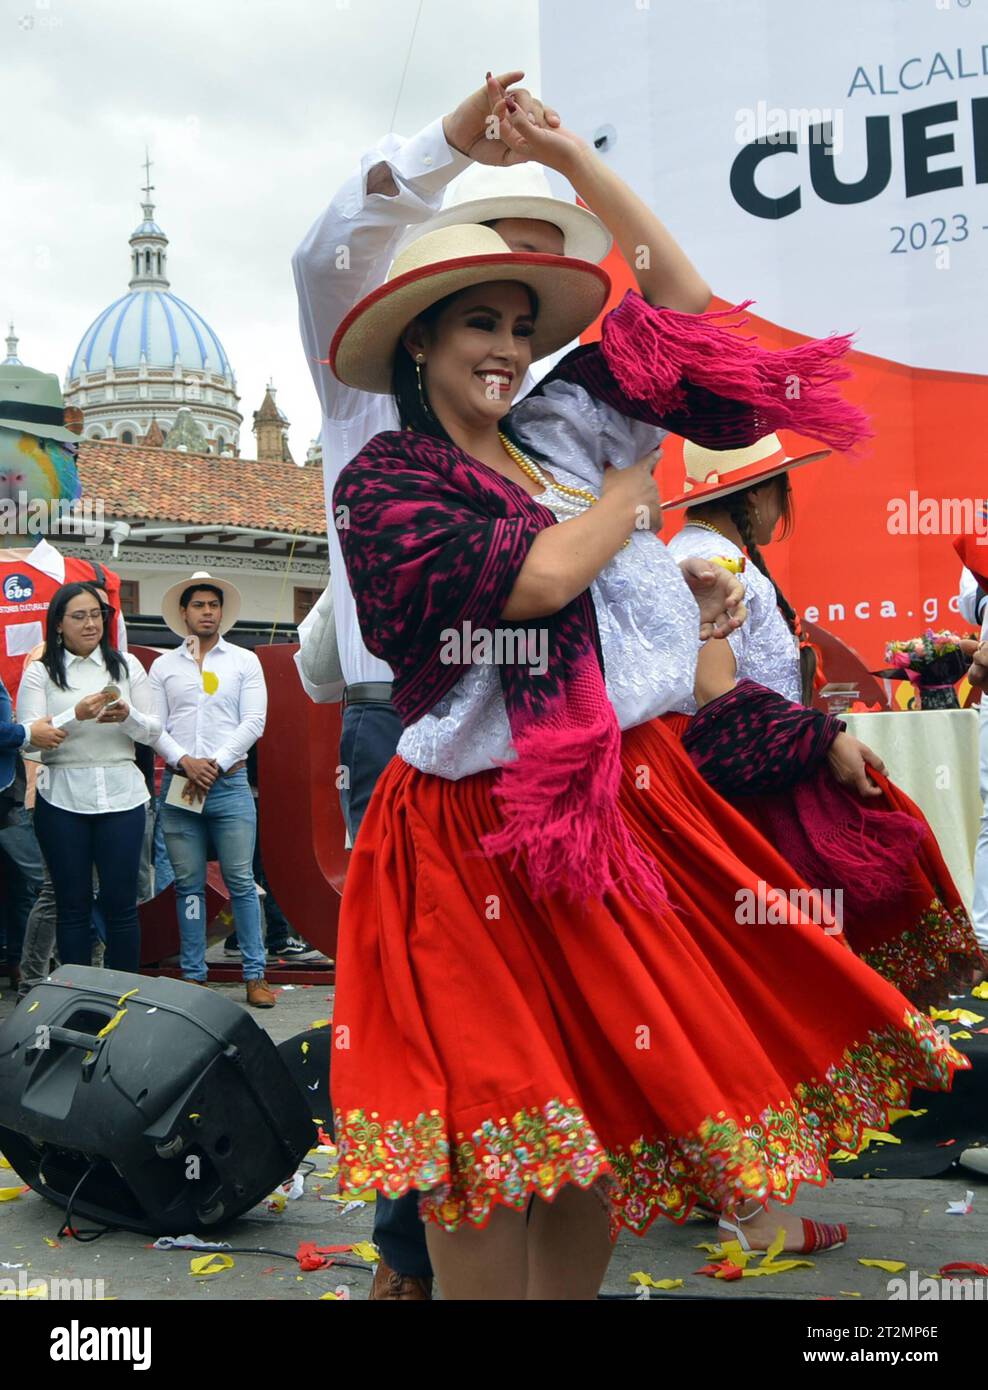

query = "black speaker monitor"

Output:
[[0, 966, 314, 1235]]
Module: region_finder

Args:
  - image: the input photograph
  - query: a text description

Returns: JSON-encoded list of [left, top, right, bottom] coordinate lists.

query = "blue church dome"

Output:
[[69, 289, 233, 379]]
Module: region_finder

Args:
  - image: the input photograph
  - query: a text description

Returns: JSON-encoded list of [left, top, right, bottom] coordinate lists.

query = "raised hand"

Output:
[[495, 97, 590, 175], [678, 557, 747, 641], [443, 71, 562, 167]]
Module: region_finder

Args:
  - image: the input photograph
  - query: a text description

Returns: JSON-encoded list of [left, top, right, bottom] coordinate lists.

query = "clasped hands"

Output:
[[178, 755, 220, 803]]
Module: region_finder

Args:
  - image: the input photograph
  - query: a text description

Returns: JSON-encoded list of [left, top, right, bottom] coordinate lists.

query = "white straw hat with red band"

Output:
[[661, 433, 831, 511], [329, 223, 611, 395]]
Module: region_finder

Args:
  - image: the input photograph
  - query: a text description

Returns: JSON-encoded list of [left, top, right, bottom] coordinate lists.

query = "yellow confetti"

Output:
[[972, 982, 988, 1000], [741, 1260, 814, 1277], [311, 1020, 330, 1029], [930, 1007, 985, 1026], [319, 1291, 341, 1300], [202, 671, 219, 695], [858, 1259, 907, 1273], [301, 1041, 310, 1056], [629, 1272, 684, 1290], [96, 1008, 128, 1039], [313, 1168, 339, 1180], [0, 1282, 47, 1298], [350, 1242, 381, 1263], [833, 1127, 901, 1161], [116, 987, 140, 1006], [950, 1030, 973, 1040], [189, 1253, 234, 1277], [188, 1113, 200, 1121], [43, 1237, 59, 1248], [26, 1002, 39, 1013], [265, 1193, 286, 1212], [888, 1107, 928, 1124], [0, 1187, 27, 1202], [0, 1154, 11, 1168], [312, 1118, 325, 1125], [764, 1226, 787, 1265], [840, 1290, 862, 1298]]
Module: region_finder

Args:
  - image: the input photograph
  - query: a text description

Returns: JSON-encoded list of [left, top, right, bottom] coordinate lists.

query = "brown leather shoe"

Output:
[[245, 978, 276, 1008], [369, 1259, 433, 1301]]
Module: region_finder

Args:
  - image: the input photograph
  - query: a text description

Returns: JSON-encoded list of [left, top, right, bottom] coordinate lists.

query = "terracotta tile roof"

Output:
[[77, 439, 328, 536]]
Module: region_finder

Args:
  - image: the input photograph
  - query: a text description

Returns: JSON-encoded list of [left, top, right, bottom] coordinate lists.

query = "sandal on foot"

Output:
[[718, 1208, 848, 1254]]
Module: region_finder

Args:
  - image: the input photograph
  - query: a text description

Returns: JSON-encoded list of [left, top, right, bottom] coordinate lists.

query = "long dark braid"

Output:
[[692, 476, 817, 704]]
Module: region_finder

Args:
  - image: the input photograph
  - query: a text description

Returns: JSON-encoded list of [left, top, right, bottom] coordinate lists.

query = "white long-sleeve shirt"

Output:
[[149, 636, 267, 771], [293, 120, 498, 699], [17, 649, 159, 813]]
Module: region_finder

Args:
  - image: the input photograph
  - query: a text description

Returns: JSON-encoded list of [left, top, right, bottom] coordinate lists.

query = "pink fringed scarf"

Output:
[[538, 291, 872, 454]]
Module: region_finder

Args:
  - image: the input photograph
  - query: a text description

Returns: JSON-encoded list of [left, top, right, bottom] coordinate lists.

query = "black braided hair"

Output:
[[691, 475, 817, 705]]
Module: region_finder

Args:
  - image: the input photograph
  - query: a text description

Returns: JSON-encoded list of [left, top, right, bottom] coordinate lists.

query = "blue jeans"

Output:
[[33, 796, 144, 973], [159, 768, 265, 982], [0, 805, 45, 967], [340, 702, 431, 1281]]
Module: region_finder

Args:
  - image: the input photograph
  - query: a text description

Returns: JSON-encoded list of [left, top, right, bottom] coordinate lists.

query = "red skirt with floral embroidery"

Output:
[[662, 713, 985, 1010], [331, 717, 966, 1236]]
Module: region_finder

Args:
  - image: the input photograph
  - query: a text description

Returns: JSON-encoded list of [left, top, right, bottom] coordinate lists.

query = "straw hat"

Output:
[[0, 364, 79, 445], [330, 223, 610, 394], [395, 161, 612, 265], [161, 571, 242, 636], [661, 433, 831, 511]]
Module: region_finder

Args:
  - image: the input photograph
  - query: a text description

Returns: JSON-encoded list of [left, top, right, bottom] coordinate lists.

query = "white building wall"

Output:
[[60, 541, 327, 625]]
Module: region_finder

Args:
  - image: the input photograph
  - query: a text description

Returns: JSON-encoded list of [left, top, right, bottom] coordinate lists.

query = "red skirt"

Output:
[[663, 713, 984, 1009], [331, 719, 965, 1236]]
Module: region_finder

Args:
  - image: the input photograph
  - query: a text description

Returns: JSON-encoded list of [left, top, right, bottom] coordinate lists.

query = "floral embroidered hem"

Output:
[[335, 1008, 966, 1236], [861, 899, 988, 1012]]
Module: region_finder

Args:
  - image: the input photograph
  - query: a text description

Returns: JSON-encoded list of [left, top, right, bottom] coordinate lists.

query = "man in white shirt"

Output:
[[959, 564, 988, 952], [149, 572, 273, 1008], [291, 71, 710, 1298]]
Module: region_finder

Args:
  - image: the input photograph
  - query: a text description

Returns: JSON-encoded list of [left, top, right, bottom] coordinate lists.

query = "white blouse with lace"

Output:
[[396, 380, 703, 780], [666, 523, 801, 711]]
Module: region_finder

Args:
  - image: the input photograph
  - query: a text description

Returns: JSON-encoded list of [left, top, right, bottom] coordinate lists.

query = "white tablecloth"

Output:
[[842, 709, 980, 913]]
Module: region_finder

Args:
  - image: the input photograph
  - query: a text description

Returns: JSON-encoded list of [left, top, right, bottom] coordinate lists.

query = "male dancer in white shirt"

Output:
[[150, 572, 273, 1008], [292, 70, 710, 1297]]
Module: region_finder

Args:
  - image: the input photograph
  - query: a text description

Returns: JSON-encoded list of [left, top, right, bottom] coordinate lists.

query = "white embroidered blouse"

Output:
[[666, 523, 802, 711], [396, 380, 703, 780]]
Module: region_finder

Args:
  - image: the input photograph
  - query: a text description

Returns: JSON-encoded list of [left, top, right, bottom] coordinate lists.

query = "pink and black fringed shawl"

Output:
[[332, 428, 670, 908], [529, 290, 871, 453], [682, 680, 925, 920]]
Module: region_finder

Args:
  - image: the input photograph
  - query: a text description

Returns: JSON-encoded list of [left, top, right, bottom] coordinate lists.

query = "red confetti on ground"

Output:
[[317, 1127, 334, 1147], [296, 1240, 329, 1271], [941, 1262, 988, 1277], [695, 1259, 744, 1281], [936, 1139, 957, 1147]]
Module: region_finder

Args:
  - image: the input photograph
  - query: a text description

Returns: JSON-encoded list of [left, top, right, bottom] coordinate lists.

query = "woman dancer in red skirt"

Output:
[[664, 434, 986, 1007], [325, 110, 966, 1298]]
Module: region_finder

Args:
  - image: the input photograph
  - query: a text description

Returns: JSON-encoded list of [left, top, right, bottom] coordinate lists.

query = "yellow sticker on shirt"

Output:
[[202, 671, 219, 695]]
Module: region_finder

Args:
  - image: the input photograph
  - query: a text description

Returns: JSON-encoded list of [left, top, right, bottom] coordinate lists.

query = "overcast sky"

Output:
[[1, 0, 542, 461]]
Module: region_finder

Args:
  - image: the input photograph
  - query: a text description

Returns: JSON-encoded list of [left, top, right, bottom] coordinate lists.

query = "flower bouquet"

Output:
[[873, 630, 969, 710]]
